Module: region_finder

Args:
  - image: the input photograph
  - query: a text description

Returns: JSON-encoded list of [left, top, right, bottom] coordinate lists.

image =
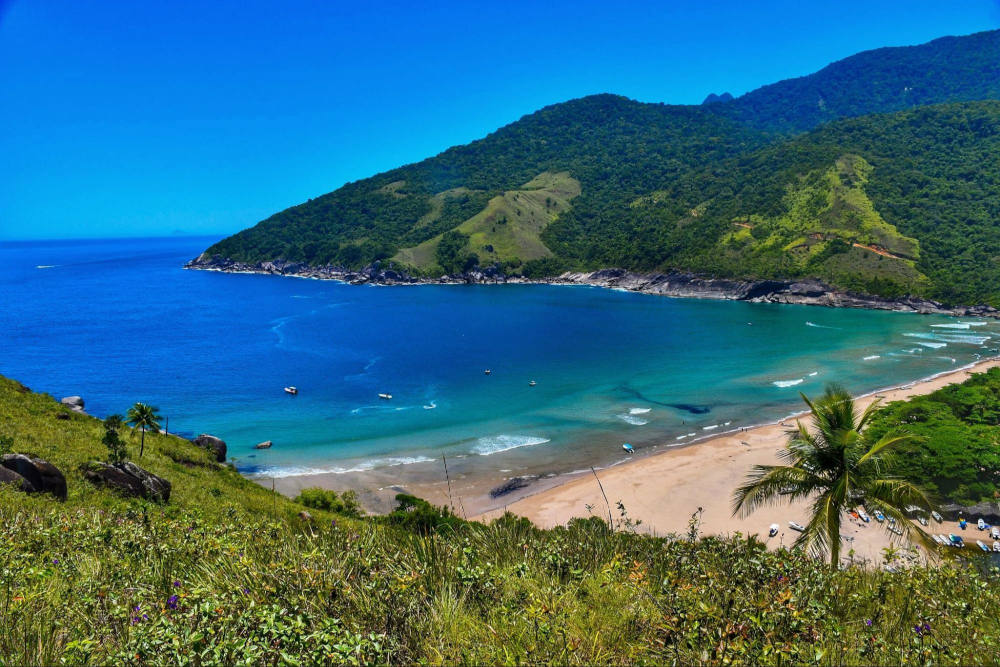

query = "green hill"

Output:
[[6, 373, 1000, 664], [194, 29, 1000, 304]]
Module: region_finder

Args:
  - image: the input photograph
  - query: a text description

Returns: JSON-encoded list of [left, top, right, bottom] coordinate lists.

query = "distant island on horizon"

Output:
[[190, 29, 1000, 309]]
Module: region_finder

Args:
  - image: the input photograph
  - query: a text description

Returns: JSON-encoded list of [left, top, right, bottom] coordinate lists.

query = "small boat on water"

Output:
[[528, 380, 536, 387], [931, 511, 943, 523], [378, 393, 392, 400], [622, 443, 634, 454], [977, 540, 990, 552], [284, 386, 298, 395], [788, 521, 805, 532], [978, 518, 987, 531], [484, 369, 491, 375], [768, 523, 779, 537]]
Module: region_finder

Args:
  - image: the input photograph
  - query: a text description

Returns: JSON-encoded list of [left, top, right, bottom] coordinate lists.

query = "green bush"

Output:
[[295, 487, 363, 517]]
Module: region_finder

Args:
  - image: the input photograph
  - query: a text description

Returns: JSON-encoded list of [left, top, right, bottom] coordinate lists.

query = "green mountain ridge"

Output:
[[198, 29, 1000, 305]]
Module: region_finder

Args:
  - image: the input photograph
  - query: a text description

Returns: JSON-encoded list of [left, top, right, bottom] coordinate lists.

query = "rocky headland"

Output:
[[186, 254, 999, 318]]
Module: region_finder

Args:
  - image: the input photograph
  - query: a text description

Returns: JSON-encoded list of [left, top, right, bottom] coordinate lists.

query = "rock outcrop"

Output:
[[1, 453, 67, 500], [254, 440, 273, 449], [186, 257, 1000, 318], [193, 434, 227, 462], [60, 396, 85, 412], [939, 501, 1000, 525], [81, 461, 171, 503], [0, 466, 36, 493]]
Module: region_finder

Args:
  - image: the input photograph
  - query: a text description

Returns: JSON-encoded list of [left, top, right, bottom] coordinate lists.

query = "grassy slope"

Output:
[[5, 373, 1000, 664], [392, 171, 580, 271]]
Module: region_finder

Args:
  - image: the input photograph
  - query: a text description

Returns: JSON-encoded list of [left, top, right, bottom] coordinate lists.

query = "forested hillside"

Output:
[[195, 29, 1000, 305]]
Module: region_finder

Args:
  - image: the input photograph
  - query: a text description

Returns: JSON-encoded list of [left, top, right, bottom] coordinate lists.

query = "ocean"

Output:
[[2, 236, 996, 489]]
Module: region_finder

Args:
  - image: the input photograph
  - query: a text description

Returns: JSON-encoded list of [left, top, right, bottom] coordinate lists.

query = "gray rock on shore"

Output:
[[81, 461, 171, 503], [60, 396, 85, 412], [193, 434, 227, 462], [1, 453, 67, 500], [254, 440, 273, 449]]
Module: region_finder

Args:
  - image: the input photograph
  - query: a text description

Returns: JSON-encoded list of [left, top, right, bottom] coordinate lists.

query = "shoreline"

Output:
[[472, 356, 1000, 564], [262, 357, 1000, 554], [185, 258, 999, 319]]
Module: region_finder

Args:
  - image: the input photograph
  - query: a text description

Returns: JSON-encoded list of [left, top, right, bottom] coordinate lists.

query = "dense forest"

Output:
[[197, 29, 1000, 305], [866, 367, 1000, 506]]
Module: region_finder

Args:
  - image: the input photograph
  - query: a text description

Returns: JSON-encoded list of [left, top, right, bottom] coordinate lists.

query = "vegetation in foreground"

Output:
[[3, 374, 1000, 665]]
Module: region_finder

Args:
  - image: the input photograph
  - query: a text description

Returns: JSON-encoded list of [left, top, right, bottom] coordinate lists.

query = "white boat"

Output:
[[931, 511, 943, 523], [788, 521, 805, 532], [768, 523, 780, 537], [284, 386, 298, 395], [484, 369, 491, 375], [932, 535, 945, 545], [874, 511, 885, 523], [528, 380, 536, 387], [977, 540, 990, 552], [858, 510, 871, 523], [378, 393, 392, 400], [991, 527, 1000, 540], [993, 541, 1000, 552], [978, 518, 987, 531], [622, 443, 634, 454], [918, 516, 928, 527]]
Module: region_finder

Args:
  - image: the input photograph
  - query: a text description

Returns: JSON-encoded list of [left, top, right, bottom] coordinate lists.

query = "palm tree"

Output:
[[732, 384, 934, 569], [126, 403, 162, 458]]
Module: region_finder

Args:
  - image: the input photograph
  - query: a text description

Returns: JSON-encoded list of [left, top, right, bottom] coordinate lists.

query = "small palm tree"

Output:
[[126, 403, 162, 458], [732, 384, 934, 568]]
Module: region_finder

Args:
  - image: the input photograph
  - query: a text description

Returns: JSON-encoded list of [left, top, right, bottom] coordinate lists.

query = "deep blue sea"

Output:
[[2, 236, 997, 485]]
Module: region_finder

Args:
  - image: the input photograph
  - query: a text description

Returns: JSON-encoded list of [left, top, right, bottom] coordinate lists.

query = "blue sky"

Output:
[[1, 1, 997, 240]]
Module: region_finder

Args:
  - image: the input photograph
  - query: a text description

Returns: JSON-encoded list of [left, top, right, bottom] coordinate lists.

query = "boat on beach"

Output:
[[622, 443, 634, 454], [931, 511, 944, 523], [977, 540, 990, 552], [788, 521, 805, 532], [768, 523, 779, 537]]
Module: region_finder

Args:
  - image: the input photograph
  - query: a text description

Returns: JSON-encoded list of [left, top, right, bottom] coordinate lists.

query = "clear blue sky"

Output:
[[1, 1, 997, 240]]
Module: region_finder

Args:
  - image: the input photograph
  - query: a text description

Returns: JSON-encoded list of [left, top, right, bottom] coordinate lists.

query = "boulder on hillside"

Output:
[[1, 454, 67, 500], [193, 434, 227, 462], [940, 501, 1000, 525], [254, 440, 273, 449], [60, 396, 85, 412], [81, 461, 171, 503], [0, 466, 36, 493]]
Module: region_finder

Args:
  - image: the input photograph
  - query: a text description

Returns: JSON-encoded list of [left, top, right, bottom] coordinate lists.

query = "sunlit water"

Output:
[[1, 237, 996, 485]]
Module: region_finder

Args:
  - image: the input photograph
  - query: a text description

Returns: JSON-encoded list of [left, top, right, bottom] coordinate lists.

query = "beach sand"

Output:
[[267, 358, 1000, 563], [475, 358, 1000, 564]]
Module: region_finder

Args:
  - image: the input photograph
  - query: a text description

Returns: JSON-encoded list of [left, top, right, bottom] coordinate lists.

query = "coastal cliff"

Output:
[[186, 254, 999, 318]]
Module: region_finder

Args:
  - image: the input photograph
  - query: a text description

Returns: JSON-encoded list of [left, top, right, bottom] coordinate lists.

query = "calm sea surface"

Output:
[[2, 236, 996, 483]]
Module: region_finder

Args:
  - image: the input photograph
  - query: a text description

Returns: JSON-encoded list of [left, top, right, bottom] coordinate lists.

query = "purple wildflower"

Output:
[[173, 580, 181, 588], [134, 604, 141, 612], [241, 587, 250, 595], [52, 558, 59, 565], [923, 623, 931, 633], [131, 616, 141, 625], [167, 595, 178, 610], [142, 614, 148, 621]]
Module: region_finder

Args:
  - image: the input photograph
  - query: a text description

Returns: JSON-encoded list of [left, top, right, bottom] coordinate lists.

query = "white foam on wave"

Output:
[[702, 424, 718, 431], [960, 321, 989, 327], [916, 341, 947, 349], [808, 371, 819, 376], [617, 414, 649, 425], [931, 323, 970, 329], [422, 401, 437, 410], [36, 264, 57, 269], [628, 407, 651, 415], [473, 434, 551, 456], [773, 378, 805, 388], [806, 321, 841, 329], [937, 356, 957, 364], [251, 455, 435, 478], [863, 355, 881, 361], [905, 332, 990, 345], [676, 434, 687, 440]]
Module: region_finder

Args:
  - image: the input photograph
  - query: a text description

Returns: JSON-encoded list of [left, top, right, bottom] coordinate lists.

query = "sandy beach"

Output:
[[474, 357, 1000, 564]]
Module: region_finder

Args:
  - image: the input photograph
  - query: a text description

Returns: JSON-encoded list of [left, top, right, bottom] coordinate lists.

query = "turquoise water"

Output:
[[1, 237, 996, 484]]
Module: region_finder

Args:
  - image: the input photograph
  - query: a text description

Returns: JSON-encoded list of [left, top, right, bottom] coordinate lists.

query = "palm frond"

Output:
[[731, 465, 824, 518]]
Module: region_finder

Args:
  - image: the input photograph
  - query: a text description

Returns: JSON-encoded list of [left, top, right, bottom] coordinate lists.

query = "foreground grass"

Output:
[[3, 375, 1000, 665]]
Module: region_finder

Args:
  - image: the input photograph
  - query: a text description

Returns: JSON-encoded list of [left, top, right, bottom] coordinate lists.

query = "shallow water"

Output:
[[1, 236, 996, 486]]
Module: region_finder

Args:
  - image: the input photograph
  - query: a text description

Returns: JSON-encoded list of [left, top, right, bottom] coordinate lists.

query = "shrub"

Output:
[[295, 487, 363, 517]]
